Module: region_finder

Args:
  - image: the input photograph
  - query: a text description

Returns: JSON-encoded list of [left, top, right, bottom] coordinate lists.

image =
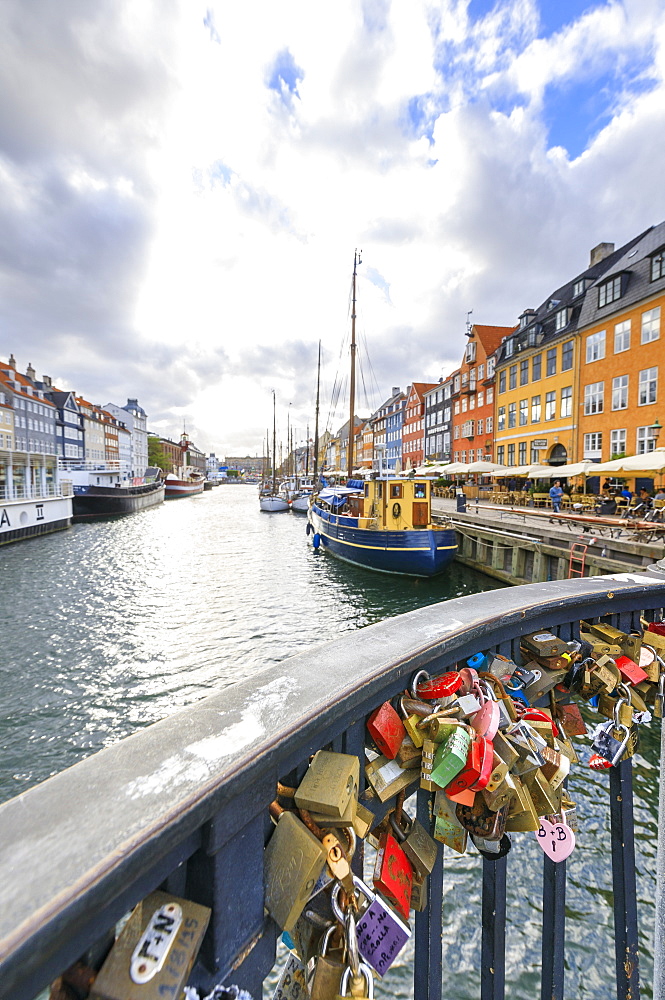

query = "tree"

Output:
[[148, 436, 173, 473]]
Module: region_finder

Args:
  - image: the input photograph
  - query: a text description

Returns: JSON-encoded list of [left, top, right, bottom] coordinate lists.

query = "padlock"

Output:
[[373, 830, 413, 919], [309, 795, 357, 829], [505, 775, 540, 832], [579, 627, 623, 658], [389, 809, 439, 881], [456, 797, 508, 841], [366, 701, 406, 759], [352, 802, 375, 840], [466, 652, 487, 670], [455, 690, 483, 716], [615, 654, 648, 686], [492, 730, 520, 769], [410, 872, 428, 912], [411, 667, 463, 700], [295, 751, 360, 820], [523, 715, 556, 749], [583, 622, 641, 661], [522, 665, 569, 702], [290, 908, 332, 967], [591, 720, 632, 766], [333, 876, 411, 978], [639, 644, 661, 682], [89, 891, 211, 1000], [265, 808, 329, 932], [433, 790, 468, 853], [479, 672, 516, 726], [444, 735, 493, 795], [555, 701, 587, 738], [399, 695, 426, 748], [271, 949, 310, 999], [395, 733, 423, 769], [365, 754, 419, 802], [521, 630, 570, 659], [336, 963, 374, 999], [486, 652, 520, 680], [419, 714, 465, 743], [482, 770, 516, 812], [309, 924, 346, 1000], [430, 728, 472, 789], [504, 664, 539, 698], [468, 680, 500, 739], [538, 747, 569, 790], [420, 738, 437, 790], [528, 770, 558, 817]]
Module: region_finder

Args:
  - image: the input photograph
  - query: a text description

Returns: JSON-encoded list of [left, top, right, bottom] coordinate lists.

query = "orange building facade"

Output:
[[452, 324, 513, 464]]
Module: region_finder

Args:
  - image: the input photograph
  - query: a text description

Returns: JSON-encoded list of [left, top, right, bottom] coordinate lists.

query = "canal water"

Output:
[[0, 484, 660, 998]]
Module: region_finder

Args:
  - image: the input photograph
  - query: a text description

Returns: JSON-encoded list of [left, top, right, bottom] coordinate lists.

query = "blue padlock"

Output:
[[467, 652, 487, 670]]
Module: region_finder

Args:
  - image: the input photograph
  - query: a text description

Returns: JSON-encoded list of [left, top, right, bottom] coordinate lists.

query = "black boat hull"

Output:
[[72, 482, 165, 519]]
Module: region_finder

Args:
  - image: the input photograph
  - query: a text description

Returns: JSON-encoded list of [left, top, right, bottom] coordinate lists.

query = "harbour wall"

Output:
[[432, 501, 664, 587]]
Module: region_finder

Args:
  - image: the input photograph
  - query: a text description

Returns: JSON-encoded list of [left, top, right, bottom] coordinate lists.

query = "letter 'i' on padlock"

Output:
[[264, 809, 328, 932], [336, 963, 374, 999], [294, 751, 360, 820], [366, 701, 406, 758], [389, 807, 439, 881]]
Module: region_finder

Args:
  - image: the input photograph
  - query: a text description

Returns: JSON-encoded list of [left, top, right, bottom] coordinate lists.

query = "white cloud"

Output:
[[1, 0, 665, 456]]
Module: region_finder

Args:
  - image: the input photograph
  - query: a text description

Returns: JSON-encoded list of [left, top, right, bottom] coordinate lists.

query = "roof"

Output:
[[408, 382, 437, 401], [471, 324, 516, 356]]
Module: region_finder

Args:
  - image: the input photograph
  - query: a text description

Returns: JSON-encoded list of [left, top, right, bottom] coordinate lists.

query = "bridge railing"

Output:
[[1, 575, 664, 1000]]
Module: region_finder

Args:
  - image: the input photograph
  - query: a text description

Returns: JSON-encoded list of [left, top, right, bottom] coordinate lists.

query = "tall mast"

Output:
[[305, 422, 310, 477], [348, 249, 361, 481], [272, 390, 277, 494], [313, 340, 321, 482]]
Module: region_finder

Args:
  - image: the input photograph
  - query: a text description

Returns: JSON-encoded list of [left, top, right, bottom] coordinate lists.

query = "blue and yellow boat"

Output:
[[307, 476, 457, 577]]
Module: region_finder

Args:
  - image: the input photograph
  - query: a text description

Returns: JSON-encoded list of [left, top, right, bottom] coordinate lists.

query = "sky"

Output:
[[1, 0, 664, 458]]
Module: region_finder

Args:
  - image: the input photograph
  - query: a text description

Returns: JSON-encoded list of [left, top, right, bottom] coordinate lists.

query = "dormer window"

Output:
[[504, 338, 514, 357], [598, 275, 623, 307], [465, 341, 476, 362], [651, 247, 665, 282], [555, 308, 569, 332], [573, 278, 588, 298]]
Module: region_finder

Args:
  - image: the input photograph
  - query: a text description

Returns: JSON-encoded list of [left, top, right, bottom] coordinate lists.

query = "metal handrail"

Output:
[[0, 575, 664, 1000]]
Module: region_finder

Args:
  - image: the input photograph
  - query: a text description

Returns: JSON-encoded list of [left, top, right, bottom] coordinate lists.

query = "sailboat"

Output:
[[259, 391, 289, 512], [307, 252, 458, 577]]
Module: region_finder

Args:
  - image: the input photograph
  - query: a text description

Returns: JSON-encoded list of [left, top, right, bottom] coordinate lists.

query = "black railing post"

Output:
[[540, 855, 566, 1000], [415, 789, 443, 1000], [610, 758, 641, 1000], [481, 856, 507, 1000]]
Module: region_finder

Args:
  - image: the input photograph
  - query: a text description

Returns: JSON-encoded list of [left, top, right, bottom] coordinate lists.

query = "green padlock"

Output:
[[430, 728, 471, 789]]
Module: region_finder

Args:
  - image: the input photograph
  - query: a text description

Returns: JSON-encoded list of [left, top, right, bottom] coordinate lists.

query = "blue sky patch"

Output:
[[267, 49, 304, 105], [406, 95, 439, 143], [210, 161, 233, 186]]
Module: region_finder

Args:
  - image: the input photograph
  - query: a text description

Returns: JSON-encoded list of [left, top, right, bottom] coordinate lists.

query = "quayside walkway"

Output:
[[1, 575, 665, 1000]]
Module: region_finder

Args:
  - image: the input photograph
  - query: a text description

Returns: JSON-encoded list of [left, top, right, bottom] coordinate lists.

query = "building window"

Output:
[[462, 397, 468, 412], [486, 387, 494, 404], [486, 416, 493, 433], [499, 371, 506, 394], [560, 386, 572, 417], [545, 391, 556, 420], [639, 366, 658, 405], [586, 330, 606, 363], [642, 307, 661, 344], [454, 402, 460, 415], [530, 442, 541, 463], [518, 441, 527, 465], [509, 365, 517, 390], [561, 341, 573, 371], [610, 428, 626, 457], [520, 360, 529, 386], [454, 426, 460, 439], [651, 249, 665, 281], [508, 402, 516, 428], [453, 375, 461, 392], [583, 432, 603, 458], [555, 308, 568, 331], [573, 278, 586, 297], [507, 443, 515, 465], [598, 275, 622, 307], [465, 341, 477, 362], [614, 320, 631, 353], [461, 372, 468, 386], [498, 406, 505, 431], [477, 391, 484, 407], [477, 418, 484, 435], [531, 395, 541, 423], [487, 357, 496, 378], [477, 363, 485, 379], [532, 354, 542, 381], [637, 425, 659, 453], [584, 381, 604, 415], [612, 375, 628, 410], [546, 348, 557, 376], [505, 339, 514, 358], [519, 398, 528, 425], [497, 445, 505, 464]]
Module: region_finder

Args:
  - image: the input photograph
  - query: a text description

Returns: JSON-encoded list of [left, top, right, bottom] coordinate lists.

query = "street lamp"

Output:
[[650, 418, 662, 447]]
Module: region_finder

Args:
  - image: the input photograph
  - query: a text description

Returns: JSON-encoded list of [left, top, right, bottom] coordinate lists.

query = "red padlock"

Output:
[[414, 671, 463, 700], [615, 654, 648, 686], [373, 830, 413, 920], [367, 701, 406, 758], [444, 736, 494, 795], [648, 623, 665, 637]]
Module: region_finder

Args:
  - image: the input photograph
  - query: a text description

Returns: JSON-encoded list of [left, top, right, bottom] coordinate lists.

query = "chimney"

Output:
[[26, 362, 36, 381], [42, 375, 52, 388], [392, 387, 400, 396], [8, 354, 16, 369], [590, 242, 615, 267]]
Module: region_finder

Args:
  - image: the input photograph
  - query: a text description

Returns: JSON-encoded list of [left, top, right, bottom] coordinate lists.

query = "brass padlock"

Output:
[[365, 754, 418, 802], [481, 771, 515, 812], [395, 733, 423, 769], [521, 630, 570, 659], [295, 751, 360, 820], [89, 891, 210, 1000], [309, 924, 346, 1000], [264, 809, 328, 932], [433, 790, 468, 853], [389, 809, 439, 881], [336, 962, 374, 999], [505, 775, 540, 832], [399, 695, 426, 748]]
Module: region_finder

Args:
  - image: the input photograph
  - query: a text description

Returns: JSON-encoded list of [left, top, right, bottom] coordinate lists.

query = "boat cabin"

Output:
[[353, 477, 432, 529]]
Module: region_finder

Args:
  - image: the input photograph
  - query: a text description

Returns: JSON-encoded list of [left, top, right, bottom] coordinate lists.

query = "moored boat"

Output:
[[60, 463, 166, 518], [308, 475, 457, 576], [164, 468, 206, 498]]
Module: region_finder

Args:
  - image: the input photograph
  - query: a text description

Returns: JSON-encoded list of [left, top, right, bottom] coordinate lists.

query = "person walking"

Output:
[[549, 479, 564, 514]]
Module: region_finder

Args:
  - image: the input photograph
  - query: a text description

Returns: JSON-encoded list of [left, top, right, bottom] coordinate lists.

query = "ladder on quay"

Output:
[[568, 540, 589, 578]]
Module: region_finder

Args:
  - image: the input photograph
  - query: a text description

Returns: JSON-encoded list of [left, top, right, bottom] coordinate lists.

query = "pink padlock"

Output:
[[468, 678, 500, 740]]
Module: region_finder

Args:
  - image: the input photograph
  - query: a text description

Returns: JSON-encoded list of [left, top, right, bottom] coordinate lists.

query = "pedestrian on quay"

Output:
[[549, 479, 564, 514]]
